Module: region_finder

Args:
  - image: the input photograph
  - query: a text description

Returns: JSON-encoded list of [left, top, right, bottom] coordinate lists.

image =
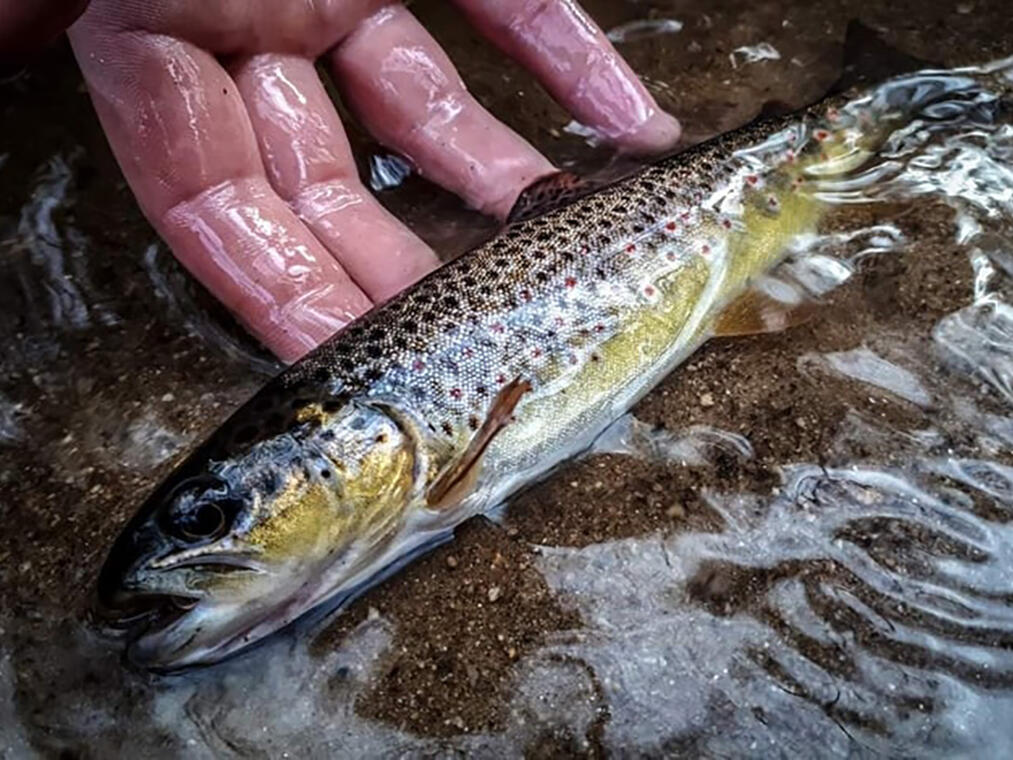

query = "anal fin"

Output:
[[426, 378, 532, 511], [714, 283, 820, 337]]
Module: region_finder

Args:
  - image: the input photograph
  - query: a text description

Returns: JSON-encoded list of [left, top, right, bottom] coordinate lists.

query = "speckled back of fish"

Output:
[[94, 53, 1013, 670]]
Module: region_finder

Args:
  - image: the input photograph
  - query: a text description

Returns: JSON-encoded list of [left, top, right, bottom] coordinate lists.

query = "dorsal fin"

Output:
[[831, 20, 941, 96], [507, 171, 610, 224]]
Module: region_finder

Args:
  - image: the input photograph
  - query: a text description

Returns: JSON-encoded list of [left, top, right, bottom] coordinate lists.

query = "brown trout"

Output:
[[95, 34, 1013, 669]]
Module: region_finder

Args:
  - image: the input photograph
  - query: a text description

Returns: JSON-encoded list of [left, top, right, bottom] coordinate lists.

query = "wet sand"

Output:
[[3, 1, 1013, 757]]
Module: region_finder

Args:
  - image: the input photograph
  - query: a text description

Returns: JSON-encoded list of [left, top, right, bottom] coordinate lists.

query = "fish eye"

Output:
[[160, 475, 241, 544], [176, 501, 226, 541]]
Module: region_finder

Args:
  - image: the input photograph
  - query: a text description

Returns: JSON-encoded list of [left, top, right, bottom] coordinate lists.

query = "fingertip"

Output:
[[614, 110, 682, 155]]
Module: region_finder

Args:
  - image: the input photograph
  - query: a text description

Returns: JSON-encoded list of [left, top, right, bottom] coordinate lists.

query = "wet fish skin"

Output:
[[94, 60, 1013, 670]]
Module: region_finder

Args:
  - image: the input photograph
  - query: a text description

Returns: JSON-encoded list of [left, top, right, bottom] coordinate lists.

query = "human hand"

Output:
[[60, 1, 680, 362]]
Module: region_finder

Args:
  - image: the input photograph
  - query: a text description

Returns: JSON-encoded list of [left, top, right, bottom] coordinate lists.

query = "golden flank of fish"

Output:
[[95, 34, 1013, 668]]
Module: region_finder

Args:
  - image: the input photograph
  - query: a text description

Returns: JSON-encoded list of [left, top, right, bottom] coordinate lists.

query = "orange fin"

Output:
[[714, 286, 820, 337], [426, 378, 532, 510], [507, 171, 605, 224]]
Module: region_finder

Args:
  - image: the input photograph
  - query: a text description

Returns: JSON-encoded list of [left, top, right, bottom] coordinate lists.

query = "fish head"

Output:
[[95, 392, 424, 670]]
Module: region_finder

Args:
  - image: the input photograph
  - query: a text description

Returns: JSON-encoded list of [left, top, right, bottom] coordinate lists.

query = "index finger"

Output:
[[452, 0, 681, 154]]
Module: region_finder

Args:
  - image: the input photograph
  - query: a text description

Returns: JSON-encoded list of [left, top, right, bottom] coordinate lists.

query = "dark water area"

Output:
[[3, 1, 1013, 757]]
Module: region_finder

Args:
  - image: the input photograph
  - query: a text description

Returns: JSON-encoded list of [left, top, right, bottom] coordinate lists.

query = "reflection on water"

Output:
[[3, 8, 1013, 760]]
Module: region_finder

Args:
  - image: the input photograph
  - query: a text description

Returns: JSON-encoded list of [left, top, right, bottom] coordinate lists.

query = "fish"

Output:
[[94, 25, 1013, 669]]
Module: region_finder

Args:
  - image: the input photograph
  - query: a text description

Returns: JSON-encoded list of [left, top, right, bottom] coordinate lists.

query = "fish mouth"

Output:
[[92, 589, 202, 636]]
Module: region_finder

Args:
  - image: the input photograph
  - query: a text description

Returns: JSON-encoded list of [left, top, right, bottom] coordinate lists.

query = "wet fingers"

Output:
[[230, 53, 439, 303], [330, 4, 558, 220]]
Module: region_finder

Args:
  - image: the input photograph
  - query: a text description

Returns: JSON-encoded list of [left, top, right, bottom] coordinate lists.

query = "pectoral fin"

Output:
[[714, 285, 819, 337], [426, 378, 532, 511]]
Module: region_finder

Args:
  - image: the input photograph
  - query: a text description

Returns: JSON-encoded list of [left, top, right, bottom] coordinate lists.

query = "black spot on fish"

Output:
[[443, 295, 459, 309], [320, 468, 332, 480], [313, 367, 329, 384], [321, 429, 336, 442], [365, 367, 382, 382], [365, 344, 382, 359], [441, 421, 454, 436]]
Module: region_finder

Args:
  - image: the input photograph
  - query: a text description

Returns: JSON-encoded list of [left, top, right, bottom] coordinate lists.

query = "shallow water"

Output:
[[4, 1, 1013, 758]]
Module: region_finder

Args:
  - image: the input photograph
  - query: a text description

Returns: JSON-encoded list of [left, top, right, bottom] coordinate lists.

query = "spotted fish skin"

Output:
[[96, 58, 1013, 670], [278, 114, 824, 492]]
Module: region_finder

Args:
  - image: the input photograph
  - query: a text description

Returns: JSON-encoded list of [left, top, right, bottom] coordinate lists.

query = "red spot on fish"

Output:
[[412, 359, 425, 371], [532, 348, 543, 358], [680, 211, 691, 221], [721, 218, 732, 229], [491, 322, 505, 334], [449, 388, 462, 400], [665, 221, 677, 231], [746, 175, 759, 185], [815, 129, 830, 141], [594, 323, 605, 333], [644, 285, 656, 297], [521, 290, 532, 302], [626, 244, 636, 253], [702, 244, 711, 255], [496, 374, 507, 384], [564, 276, 577, 288]]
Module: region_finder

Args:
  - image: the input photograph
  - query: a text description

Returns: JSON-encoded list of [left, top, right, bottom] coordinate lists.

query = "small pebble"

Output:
[[488, 586, 502, 603], [956, 2, 974, 13], [700, 392, 715, 407], [161, 392, 175, 403], [446, 555, 458, 569], [667, 502, 686, 519], [795, 417, 807, 429]]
